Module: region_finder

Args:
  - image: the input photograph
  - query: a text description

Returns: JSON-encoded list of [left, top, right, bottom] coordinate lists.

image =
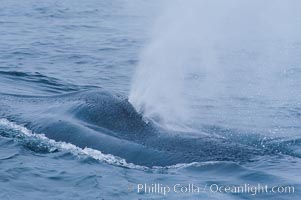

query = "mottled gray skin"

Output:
[[0, 89, 264, 167]]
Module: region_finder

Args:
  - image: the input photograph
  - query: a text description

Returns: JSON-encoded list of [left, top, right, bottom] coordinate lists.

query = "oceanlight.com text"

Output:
[[131, 183, 295, 196]]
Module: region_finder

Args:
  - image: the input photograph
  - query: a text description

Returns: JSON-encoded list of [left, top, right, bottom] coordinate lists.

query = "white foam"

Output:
[[0, 118, 147, 170]]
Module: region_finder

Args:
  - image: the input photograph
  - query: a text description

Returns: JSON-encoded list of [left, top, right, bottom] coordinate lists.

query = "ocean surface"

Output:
[[0, 0, 301, 199]]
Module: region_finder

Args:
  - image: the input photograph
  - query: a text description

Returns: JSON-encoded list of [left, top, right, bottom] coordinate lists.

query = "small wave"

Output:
[[0, 71, 97, 95], [156, 161, 234, 169], [0, 118, 147, 170]]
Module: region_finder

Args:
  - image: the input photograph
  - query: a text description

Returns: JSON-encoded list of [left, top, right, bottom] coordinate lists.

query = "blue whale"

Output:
[[0, 89, 266, 167]]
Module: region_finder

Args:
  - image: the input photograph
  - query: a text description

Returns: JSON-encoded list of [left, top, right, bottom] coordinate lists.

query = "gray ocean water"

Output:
[[0, 0, 301, 199]]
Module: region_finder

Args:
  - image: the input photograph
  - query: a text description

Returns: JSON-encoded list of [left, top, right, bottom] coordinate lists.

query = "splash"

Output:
[[0, 118, 235, 171], [129, 0, 301, 131], [0, 118, 147, 170]]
